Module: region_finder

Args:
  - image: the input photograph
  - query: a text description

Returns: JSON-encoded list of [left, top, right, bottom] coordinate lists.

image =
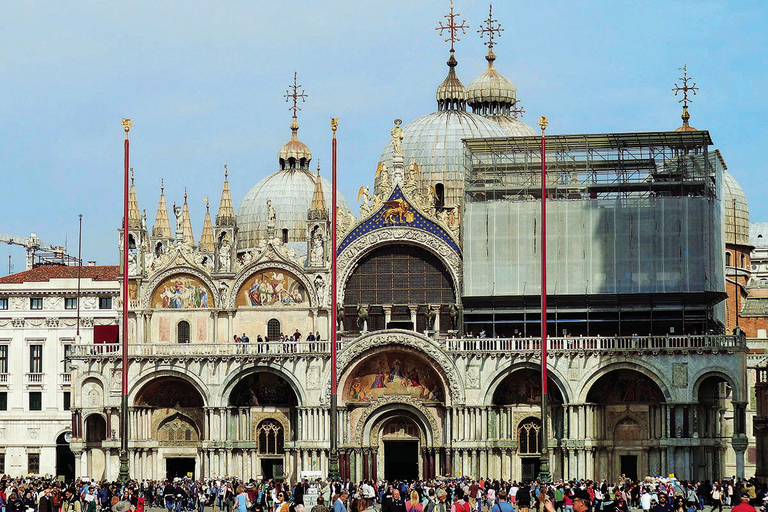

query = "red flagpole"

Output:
[[119, 118, 132, 482], [329, 118, 340, 480]]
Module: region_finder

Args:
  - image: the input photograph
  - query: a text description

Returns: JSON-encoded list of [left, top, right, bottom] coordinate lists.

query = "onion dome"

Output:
[[278, 116, 313, 171], [723, 169, 750, 246], [436, 50, 467, 112]]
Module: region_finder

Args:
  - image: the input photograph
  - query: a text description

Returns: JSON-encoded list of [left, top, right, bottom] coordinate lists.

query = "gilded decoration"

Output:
[[151, 274, 213, 309], [343, 349, 444, 403], [236, 269, 307, 307], [333, 330, 464, 406]]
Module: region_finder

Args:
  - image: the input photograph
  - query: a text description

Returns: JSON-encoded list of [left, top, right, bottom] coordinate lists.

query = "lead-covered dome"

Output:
[[375, 50, 509, 207], [237, 115, 350, 249], [723, 170, 750, 246]]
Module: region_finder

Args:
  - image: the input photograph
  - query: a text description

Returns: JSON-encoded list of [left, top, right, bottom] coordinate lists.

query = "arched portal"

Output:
[[491, 368, 564, 482], [585, 368, 666, 481], [55, 432, 75, 481], [694, 375, 733, 481], [228, 371, 299, 480]]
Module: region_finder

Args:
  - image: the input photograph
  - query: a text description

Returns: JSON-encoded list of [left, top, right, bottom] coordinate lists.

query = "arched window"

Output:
[[725, 252, 731, 267], [267, 319, 281, 341], [257, 419, 284, 454], [158, 415, 199, 442], [517, 418, 542, 454], [282, 229, 289, 244], [128, 234, 136, 250], [178, 320, 190, 344], [435, 183, 445, 210]]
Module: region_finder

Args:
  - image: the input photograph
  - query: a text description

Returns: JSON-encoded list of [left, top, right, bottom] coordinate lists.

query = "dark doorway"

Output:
[[384, 440, 418, 480], [387, 321, 414, 330], [520, 457, 540, 484], [166, 458, 195, 479], [55, 433, 75, 482], [262, 458, 284, 480], [620, 455, 638, 481]]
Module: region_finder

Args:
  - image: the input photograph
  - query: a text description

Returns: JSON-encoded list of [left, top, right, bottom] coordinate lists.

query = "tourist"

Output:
[[333, 491, 348, 512], [311, 496, 330, 512], [406, 491, 423, 512], [732, 495, 756, 512]]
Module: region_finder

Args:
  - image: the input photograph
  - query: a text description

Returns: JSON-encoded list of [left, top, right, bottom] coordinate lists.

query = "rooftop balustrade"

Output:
[[69, 333, 744, 361]]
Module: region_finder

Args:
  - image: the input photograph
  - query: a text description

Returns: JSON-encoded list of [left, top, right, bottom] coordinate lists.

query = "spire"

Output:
[[435, 2, 469, 111], [128, 168, 142, 229], [152, 179, 172, 238], [181, 189, 195, 246], [216, 165, 236, 226], [309, 161, 329, 220], [673, 65, 699, 131], [199, 198, 215, 253]]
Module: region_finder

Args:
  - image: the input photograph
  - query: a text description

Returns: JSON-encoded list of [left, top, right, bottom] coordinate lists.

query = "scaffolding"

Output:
[[461, 131, 726, 336]]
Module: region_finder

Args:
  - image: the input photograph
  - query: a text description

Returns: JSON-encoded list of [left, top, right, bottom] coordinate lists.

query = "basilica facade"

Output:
[[9, 6, 748, 484]]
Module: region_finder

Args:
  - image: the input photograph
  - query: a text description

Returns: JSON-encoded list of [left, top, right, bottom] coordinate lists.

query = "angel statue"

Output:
[[376, 162, 391, 196], [358, 186, 373, 216], [390, 119, 404, 155]]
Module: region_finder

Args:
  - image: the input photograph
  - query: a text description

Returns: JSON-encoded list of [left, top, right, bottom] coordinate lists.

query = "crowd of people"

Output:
[[2, 475, 768, 512], [231, 329, 324, 354]]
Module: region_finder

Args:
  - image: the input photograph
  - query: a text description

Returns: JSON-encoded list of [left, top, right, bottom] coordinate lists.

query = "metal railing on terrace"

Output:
[[70, 333, 743, 360]]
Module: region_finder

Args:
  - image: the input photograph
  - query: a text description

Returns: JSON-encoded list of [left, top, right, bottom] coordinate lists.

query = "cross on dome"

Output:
[[436, 0, 469, 52], [673, 65, 698, 107], [478, 4, 503, 52], [285, 72, 308, 118]]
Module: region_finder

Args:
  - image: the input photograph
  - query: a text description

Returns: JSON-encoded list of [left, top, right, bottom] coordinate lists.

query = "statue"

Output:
[[391, 119, 404, 155], [356, 304, 369, 332], [313, 275, 325, 305], [376, 162, 391, 196], [425, 306, 437, 331], [173, 203, 183, 238], [266, 199, 277, 229], [358, 186, 373, 215], [310, 233, 324, 266], [448, 303, 460, 331], [218, 238, 231, 271], [337, 303, 345, 331]]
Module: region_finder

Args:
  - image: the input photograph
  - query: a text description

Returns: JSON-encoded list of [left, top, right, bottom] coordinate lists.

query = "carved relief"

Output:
[[81, 297, 98, 310], [12, 318, 24, 328], [9, 297, 25, 310], [47, 297, 64, 310], [307, 367, 320, 390], [465, 366, 480, 389], [46, 317, 60, 328]]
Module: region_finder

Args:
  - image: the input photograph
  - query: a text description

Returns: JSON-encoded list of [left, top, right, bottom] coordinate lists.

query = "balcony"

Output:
[[0, 373, 7, 384], [69, 333, 744, 361], [25, 372, 44, 385]]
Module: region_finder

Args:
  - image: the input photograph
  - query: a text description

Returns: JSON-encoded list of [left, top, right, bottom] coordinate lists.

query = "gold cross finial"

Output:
[[285, 72, 308, 118], [436, 0, 469, 52], [478, 4, 503, 52], [673, 65, 698, 107]]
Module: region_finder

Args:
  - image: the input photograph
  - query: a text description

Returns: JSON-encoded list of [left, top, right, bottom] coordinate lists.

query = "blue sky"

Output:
[[1, 1, 766, 273]]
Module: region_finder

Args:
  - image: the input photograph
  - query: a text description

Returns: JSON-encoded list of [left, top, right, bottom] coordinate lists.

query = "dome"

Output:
[[723, 171, 750, 246], [436, 50, 467, 112], [237, 170, 350, 249], [466, 51, 537, 137], [376, 110, 509, 207], [278, 117, 312, 171]]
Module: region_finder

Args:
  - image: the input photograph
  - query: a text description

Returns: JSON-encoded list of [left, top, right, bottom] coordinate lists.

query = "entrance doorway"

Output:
[[520, 457, 540, 483], [262, 458, 284, 480], [384, 440, 418, 480], [55, 433, 76, 482], [166, 458, 195, 479], [620, 455, 638, 481]]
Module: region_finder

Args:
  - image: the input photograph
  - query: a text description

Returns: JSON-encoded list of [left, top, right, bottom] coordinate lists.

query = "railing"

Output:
[[0, 373, 7, 383], [444, 334, 744, 354], [71, 340, 338, 358], [60, 373, 72, 384], [26, 372, 43, 384], [69, 333, 744, 360]]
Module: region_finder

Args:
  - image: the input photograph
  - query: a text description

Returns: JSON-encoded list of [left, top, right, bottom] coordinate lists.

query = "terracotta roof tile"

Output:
[[0, 265, 120, 284]]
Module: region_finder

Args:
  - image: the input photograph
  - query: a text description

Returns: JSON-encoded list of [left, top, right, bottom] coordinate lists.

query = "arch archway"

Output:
[[55, 431, 75, 481], [134, 377, 206, 444]]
